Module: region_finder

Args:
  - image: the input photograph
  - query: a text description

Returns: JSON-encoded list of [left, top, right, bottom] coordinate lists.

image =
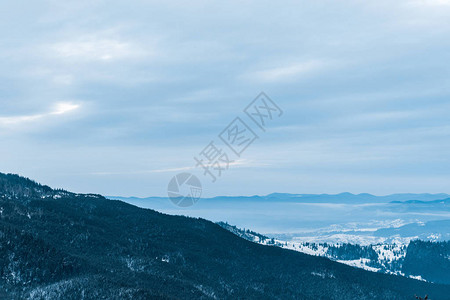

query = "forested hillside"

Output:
[[0, 173, 448, 299]]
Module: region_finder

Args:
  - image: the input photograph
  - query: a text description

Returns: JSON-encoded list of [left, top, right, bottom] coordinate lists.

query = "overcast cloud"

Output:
[[1, 0, 450, 197]]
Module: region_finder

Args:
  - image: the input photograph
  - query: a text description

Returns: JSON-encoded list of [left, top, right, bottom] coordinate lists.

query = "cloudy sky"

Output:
[[1, 0, 450, 197]]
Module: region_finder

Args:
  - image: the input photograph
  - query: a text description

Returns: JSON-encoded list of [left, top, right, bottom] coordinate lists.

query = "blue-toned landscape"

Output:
[[109, 193, 450, 281], [1, 0, 450, 299], [0, 173, 449, 299], [111, 193, 450, 246]]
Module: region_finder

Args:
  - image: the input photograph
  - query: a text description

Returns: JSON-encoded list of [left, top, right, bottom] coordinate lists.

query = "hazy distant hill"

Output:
[[374, 219, 450, 240], [110, 192, 450, 246], [111, 192, 450, 205], [1, 173, 449, 299]]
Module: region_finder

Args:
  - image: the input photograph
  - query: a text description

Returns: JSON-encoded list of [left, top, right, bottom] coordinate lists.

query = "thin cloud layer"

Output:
[[0, 0, 449, 196], [0, 102, 80, 126]]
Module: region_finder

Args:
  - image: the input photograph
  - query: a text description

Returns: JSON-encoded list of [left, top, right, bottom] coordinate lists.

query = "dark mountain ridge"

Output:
[[0, 173, 449, 299], [0, 173, 103, 202]]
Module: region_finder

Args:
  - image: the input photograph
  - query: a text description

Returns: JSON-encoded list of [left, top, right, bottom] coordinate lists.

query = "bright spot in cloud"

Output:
[[0, 102, 81, 126], [52, 102, 80, 115]]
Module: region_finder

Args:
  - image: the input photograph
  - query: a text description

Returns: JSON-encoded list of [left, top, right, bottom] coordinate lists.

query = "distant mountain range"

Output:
[[1, 172, 449, 299], [111, 192, 450, 205], [110, 192, 450, 246]]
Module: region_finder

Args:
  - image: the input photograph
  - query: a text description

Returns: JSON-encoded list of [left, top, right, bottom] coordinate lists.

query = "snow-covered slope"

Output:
[[218, 222, 412, 277]]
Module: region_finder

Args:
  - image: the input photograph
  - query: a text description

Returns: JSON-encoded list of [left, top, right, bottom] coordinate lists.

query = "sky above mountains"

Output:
[[0, 0, 450, 197]]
